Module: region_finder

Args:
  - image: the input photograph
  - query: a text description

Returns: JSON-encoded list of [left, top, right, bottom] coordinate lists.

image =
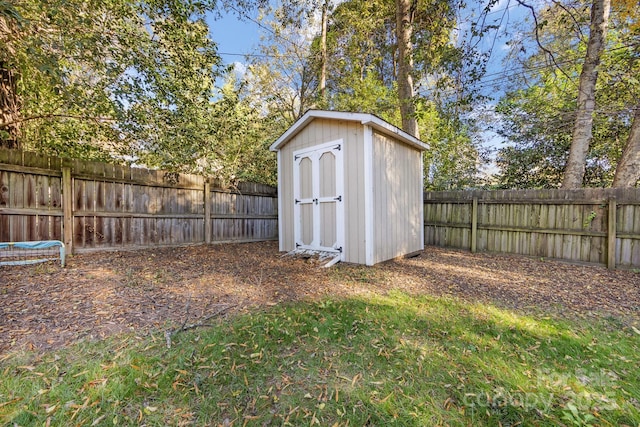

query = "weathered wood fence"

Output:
[[0, 149, 277, 253], [424, 189, 640, 269]]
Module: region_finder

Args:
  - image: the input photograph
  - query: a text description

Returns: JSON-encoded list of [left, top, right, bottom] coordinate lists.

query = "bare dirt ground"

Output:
[[1, 241, 639, 354]]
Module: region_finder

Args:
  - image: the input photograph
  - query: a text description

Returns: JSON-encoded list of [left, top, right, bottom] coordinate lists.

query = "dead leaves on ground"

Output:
[[1, 242, 639, 354]]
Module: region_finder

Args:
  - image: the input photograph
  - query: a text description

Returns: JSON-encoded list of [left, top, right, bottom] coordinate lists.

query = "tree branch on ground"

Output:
[[165, 303, 236, 349]]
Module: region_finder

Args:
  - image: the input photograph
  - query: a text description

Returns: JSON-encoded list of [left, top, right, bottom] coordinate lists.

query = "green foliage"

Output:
[[1, 292, 639, 425], [330, 71, 400, 124], [205, 75, 278, 186], [4, 0, 221, 154], [494, 84, 573, 189], [583, 211, 598, 229], [322, 0, 396, 102], [1, 0, 277, 185], [562, 402, 598, 426], [420, 101, 486, 190], [116, 0, 224, 173]]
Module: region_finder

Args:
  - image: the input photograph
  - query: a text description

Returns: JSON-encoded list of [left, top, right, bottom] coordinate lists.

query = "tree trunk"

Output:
[[612, 104, 640, 187], [561, 0, 610, 188], [319, 0, 329, 103], [395, 0, 419, 139], [1, 11, 21, 149], [0, 63, 21, 149]]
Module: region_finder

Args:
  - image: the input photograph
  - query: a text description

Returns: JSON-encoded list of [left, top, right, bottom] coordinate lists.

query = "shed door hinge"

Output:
[[334, 195, 342, 202]]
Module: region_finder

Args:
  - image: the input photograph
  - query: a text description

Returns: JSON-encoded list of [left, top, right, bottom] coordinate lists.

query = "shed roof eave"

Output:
[[269, 110, 428, 152], [360, 117, 428, 151]]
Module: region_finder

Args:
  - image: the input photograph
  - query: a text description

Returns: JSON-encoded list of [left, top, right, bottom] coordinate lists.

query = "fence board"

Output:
[[1, 148, 277, 253], [424, 189, 640, 269]]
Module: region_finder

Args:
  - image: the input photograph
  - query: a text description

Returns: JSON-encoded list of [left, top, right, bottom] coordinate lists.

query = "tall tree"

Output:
[[395, 0, 419, 137], [325, 0, 486, 188], [561, 0, 611, 188], [610, 0, 640, 187], [494, 0, 638, 189], [239, 0, 487, 188], [0, 2, 22, 148], [319, 0, 329, 102], [612, 104, 640, 187]]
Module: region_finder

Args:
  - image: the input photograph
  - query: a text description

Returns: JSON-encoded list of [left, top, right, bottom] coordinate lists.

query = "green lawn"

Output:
[[1, 291, 638, 426]]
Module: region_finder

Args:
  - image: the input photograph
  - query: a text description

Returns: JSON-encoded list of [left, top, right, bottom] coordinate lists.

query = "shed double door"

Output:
[[293, 140, 344, 254]]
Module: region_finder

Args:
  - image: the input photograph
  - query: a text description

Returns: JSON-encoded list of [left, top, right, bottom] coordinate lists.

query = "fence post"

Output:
[[204, 181, 211, 244], [62, 167, 73, 254], [471, 197, 478, 253], [607, 197, 617, 269]]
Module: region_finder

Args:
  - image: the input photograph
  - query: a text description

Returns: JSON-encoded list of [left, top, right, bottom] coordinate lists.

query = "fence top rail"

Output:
[[0, 148, 277, 196], [423, 199, 637, 206], [424, 188, 640, 204]]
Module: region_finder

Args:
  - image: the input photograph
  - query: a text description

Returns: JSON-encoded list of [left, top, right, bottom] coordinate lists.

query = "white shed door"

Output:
[[293, 140, 344, 254]]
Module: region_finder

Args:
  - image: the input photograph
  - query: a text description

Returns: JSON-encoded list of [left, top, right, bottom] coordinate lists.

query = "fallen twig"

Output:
[[165, 303, 235, 349]]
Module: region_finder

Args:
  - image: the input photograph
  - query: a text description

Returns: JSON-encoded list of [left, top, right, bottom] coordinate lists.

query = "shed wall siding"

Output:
[[371, 131, 423, 263], [279, 119, 366, 264]]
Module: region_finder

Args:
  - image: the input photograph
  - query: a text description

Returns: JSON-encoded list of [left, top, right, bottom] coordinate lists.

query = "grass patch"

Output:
[[1, 292, 639, 426]]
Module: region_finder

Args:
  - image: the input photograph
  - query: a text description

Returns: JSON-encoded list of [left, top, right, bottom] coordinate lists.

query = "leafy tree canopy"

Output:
[[0, 0, 277, 185], [243, 0, 489, 189]]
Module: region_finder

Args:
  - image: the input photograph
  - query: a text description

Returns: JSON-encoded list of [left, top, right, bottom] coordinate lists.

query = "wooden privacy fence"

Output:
[[0, 149, 277, 253], [424, 189, 640, 269]]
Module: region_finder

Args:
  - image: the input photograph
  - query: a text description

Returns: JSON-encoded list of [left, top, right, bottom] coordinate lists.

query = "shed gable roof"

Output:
[[269, 110, 428, 152]]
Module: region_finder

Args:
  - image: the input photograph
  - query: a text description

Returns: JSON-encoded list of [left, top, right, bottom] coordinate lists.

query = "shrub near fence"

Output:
[[424, 189, 640, 269], [0, 149, 278, 253]]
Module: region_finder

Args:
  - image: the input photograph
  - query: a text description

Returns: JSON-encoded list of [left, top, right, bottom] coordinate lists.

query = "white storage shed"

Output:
[[270, 110, 428, 266]]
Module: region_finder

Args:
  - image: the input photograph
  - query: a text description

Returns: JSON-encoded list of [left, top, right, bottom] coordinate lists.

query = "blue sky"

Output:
[[208, 11, 262, 68]]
